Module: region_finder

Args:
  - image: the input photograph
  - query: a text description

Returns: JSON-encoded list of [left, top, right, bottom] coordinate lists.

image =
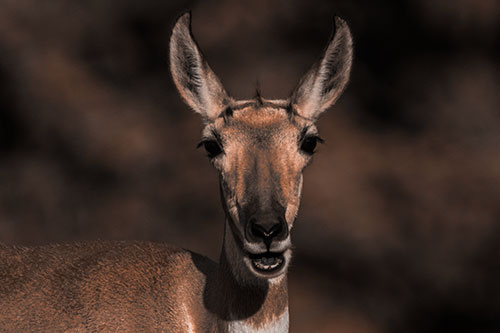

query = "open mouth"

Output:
[[248, 252, 285, 274]]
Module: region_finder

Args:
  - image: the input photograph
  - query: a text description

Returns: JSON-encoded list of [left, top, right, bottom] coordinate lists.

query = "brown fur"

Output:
[[0, 240, 288, 331], [211, 104, 308, 227], [0, 12, 352, 332]]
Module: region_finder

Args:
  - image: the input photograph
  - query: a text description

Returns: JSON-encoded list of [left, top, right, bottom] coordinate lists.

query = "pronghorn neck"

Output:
[[169, 12, 354, 333], [207, 219, 289, 332]]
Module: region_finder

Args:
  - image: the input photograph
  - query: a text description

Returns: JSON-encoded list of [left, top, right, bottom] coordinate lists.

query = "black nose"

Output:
[[246, 217, 289, 247]]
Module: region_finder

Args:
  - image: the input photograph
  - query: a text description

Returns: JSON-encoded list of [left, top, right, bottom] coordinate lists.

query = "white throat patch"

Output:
[[227, 308, 289, 333]]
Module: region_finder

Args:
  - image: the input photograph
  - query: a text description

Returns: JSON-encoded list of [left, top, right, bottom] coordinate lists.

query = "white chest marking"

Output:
[[227, 308, 289, 333]]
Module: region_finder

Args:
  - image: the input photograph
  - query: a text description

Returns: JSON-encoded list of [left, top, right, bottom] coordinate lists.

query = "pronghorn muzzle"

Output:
[[245, 211, 289, 248], [239, 201, 291, 275]]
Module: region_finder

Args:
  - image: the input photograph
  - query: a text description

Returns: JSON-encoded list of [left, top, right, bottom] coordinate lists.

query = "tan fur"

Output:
[[211, 104, 310, 229], [0, 12, 352, 332]]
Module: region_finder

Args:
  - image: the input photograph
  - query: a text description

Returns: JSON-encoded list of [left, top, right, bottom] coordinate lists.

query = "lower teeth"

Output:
[[253, 257, 283, 271]]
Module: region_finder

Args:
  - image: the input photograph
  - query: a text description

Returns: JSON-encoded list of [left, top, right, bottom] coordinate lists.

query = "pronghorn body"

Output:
[[0, 241, 287, 331], [0, 12, 352, 332]]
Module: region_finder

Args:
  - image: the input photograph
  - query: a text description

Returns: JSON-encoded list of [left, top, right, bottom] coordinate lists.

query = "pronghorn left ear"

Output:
[[291, 17, 353, 121], [170, 12, 230, 122]]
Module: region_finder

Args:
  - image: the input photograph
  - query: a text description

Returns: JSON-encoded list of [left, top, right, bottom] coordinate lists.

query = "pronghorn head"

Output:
[[170, 13, 352, 281]]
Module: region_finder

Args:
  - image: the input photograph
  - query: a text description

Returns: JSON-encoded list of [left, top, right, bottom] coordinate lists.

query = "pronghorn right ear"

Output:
[[291, 17, 353, 121], [170, 12, 229, 122]]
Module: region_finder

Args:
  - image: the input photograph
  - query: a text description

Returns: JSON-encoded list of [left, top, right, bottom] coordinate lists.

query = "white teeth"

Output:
[[253, 258, 283, 271]]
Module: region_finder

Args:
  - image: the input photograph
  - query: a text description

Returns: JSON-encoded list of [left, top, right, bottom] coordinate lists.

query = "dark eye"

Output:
[[200, 140, 223, 158], [300, 136, 323, 155]]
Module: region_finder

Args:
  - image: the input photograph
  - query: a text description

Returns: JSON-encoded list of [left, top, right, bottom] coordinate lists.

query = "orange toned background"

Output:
[[1, 1, 499, 332]]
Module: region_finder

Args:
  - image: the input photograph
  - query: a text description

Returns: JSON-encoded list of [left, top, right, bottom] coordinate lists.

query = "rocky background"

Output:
[[1, 0, 499, 331]]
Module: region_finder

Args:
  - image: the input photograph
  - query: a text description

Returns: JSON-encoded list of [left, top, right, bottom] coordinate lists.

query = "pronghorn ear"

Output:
[[170, 12, 229, 122], [291, 17, 353, 121]]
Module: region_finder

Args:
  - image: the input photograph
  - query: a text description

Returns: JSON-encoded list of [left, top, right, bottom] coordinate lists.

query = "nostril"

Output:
[[268, 222, 283, 238], [249, 219, 286, 243], [250, 221, 265, 239]]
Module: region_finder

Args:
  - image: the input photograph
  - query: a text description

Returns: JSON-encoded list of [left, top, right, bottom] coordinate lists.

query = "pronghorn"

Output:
[[0, 12, 352, 332]]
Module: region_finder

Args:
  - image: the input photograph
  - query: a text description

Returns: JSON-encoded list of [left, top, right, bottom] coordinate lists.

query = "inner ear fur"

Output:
[[291, 17, 353, 121], [169, 12, 230, 122]]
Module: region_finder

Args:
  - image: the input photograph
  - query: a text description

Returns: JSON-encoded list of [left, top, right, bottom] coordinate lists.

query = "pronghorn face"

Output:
[[170, 13, 353, 279], [199, 101, 320, 278]]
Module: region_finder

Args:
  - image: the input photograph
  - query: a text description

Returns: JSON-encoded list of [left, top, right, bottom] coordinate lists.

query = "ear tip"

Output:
[[178, 11, 192, 22], [333, 15, 344, 24], [332, 15, 350, 31], [331, 15, 353, 49], [173, 11, 192, 32]]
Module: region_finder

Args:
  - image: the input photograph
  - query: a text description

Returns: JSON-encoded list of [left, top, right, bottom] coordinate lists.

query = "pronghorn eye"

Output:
[[300, 135, 323, 155], [200, 140, 223, 158]]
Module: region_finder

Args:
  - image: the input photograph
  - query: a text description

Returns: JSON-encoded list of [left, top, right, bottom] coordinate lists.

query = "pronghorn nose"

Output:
[[247, 217, 288, 247]]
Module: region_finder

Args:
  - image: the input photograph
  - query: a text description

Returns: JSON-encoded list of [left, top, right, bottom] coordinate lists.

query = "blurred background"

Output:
[[1, 0, 499, 331]]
